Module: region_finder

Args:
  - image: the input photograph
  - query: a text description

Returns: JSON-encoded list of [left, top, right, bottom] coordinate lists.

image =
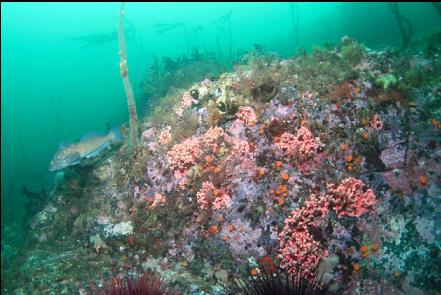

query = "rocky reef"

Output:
[[2, 31, 441, 294]]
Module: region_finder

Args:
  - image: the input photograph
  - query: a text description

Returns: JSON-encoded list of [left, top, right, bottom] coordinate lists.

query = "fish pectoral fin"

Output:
[[66, 152, 82, 164], [84, 143, 110, 159]]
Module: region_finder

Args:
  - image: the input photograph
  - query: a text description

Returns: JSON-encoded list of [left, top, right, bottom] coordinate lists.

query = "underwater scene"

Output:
[[1, 2, 441, 294]]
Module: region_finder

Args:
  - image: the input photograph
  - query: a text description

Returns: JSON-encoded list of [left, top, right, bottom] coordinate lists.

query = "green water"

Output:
[[1, 2, 440, 294]]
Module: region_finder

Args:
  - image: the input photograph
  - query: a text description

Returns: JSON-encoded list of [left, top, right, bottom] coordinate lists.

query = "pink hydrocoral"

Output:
[[149, 193, 166, 208], [276, 127, 323, 159], [212, 191, 232, 210], [278, 193, 329, 277], [327, 177, 376, 218], [236, 106, 257, 126], [200, 126, 224, 151], [279, 178, 376, 277], [276, 132, 297, 155], [279, 231, 325, 276], [157, 126, 172, 145], [293, 126, 323, 158], [166, 137, 201, 173], [196, 181, 231, 211], [181, 91, 197, 109], [196, 181, 216, 210]]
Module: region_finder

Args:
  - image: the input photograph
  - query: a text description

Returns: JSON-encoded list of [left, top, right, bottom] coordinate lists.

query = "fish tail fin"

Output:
[[109, 126, 123, 142]]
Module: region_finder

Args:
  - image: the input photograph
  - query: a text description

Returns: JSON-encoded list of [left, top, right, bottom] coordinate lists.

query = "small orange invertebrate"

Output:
[[353, 87, 360, 96], [279, 185, 288, 193], [362, 132, 369, 140], [345, 155, 354, 163], [275, 161, 283, 168], [281, 172, 289, 180], [222, 235, 228, 241], [347, 164, 353, 172], [208, 225, 218, 235], [360, 245, 369, 253], [278, 197, 285, 206], [419, 175, 428, 186], [250, 268, 258, 276], [259, 256, 277, 274], [371, 243, 380, 252], [205, 155, 213, 164], [353, 263, 361, 271]]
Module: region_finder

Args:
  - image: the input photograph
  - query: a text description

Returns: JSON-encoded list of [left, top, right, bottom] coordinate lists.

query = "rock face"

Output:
[[3, 33, 441, 294]]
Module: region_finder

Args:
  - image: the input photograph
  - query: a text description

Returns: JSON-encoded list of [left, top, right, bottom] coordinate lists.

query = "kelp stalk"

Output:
[[389, 2, 413, 48], [289, 2, 300, 48], [432, 2, 441, 18], [118, 2, 139, 146]]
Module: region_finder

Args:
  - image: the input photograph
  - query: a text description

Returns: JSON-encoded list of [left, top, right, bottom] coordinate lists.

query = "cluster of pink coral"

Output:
[[276, 132, 297, 155], [327, 177, 376, 218], [199, 126, 225, 151], [279, 178, 376, 276], [166, 137, 201, 174], [149, 193, 166, 209], [278, 193, 329, 277], [276, 126, 323, 159], [181, 91, 197, 109], [196, 181, 231, 211], [236, 106, 257, 126], [167, 127, 225, 175], [294, 126, 323, 158], [371, 113, 383, 130], [196, 181, 216, 210], [212, 191, 232, 211], [157, 126, 172, 145]]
